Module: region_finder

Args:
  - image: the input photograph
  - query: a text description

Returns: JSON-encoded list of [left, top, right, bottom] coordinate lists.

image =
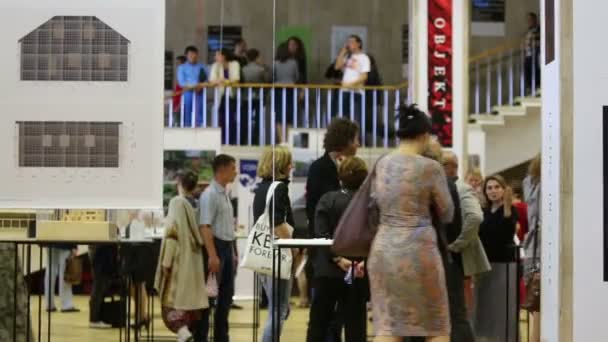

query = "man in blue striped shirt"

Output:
[[177, 46, 208, 127]]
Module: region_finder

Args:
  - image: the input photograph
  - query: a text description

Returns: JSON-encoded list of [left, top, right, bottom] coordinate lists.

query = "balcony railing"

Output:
[[164, 82, 408, 147], [469, 38, 540, 115]]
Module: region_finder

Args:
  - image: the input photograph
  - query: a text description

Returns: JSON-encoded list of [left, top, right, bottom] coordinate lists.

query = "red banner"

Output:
[[428, 0, 453, 147]]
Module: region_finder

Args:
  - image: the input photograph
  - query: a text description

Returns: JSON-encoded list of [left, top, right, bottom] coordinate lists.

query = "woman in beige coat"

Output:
[[155, 177, 208, 342]]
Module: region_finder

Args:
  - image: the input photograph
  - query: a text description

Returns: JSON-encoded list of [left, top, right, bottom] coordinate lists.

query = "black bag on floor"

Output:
[[100, 296, 126, 328]]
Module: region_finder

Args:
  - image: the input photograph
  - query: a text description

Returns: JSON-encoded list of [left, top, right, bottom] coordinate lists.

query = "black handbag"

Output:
[[100, 296, 126, 328]]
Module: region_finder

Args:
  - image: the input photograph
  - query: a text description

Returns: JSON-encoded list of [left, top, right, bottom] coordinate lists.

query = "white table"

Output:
[[270, 239, 333, 342]]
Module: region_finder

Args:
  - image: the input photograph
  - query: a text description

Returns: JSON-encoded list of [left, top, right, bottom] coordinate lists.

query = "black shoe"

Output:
[[46, 308, 57, 313], [61, 307, 80, 313], [230, 303, 243, 310]]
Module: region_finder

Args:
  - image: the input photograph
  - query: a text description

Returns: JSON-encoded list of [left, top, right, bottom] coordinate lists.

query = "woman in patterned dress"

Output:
[[368, 105, 454, 342]]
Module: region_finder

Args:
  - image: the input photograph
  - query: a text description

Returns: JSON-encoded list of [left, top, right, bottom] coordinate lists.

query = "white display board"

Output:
[[0, 0, 164, 208], [571, 1, 608, 340]]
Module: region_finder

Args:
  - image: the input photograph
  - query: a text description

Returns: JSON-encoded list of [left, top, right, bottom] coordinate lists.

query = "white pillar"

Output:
[[409, 0, 469, 177], [543, 0, 608, 340]]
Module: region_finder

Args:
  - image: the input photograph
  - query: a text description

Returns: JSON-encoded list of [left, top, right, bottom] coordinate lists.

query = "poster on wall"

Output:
[[428, 0, 453, 147], [331, 26, 368, 61], [163, 150, 216, 211], [207, 26, 242, 64], [472, 0, 506, 36]]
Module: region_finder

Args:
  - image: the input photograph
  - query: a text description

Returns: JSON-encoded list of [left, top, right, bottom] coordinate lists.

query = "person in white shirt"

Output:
[[334, 35, 371, 125]]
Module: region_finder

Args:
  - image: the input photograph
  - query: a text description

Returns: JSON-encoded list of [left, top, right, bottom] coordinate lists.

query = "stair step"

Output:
[[469, 114, 505, 126]]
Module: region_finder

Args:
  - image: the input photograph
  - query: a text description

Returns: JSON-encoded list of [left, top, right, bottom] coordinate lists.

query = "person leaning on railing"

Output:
[[209, 49, 241, 145]]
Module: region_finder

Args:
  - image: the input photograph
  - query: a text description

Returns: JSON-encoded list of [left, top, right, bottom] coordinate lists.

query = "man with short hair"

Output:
[[443, 151, 490, 342], [177, 46, 208, 127], [334, 35, 371, 123], [305, 118, 360, 342], [199, 154, 238, 342]]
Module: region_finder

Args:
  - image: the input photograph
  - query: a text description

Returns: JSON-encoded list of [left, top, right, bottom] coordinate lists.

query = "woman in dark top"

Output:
[[306, 156, 369, 342], [252, 146, 294, 342], [474, 174, 519, 342]]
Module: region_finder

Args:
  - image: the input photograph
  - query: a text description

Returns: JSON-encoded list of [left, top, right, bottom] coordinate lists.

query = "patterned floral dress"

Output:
[[368, 153, 454, 337]]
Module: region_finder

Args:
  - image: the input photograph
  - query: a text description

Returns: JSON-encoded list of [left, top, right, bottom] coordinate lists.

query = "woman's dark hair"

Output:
[[323, 118, 359, 152], [246, 49, 260, 62], [511, 180, 523, 199], [287, 36, 307, 83], [275, 42, 291, 63], [349, 34, 363, 49], [217, 48, 235, 62], [396, 104, 432, 140], [528, 12, 538, 21], [178, 170, 198, 192], [212, 154, 236, 173]]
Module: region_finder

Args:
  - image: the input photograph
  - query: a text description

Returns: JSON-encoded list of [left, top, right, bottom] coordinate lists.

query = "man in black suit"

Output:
[[305, 118, 360, 342]]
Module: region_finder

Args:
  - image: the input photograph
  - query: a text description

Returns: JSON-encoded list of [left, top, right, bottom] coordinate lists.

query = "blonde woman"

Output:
[[155, 171, 208, 342], [465, 168, 484, 204], [252, 146, 295, 342], [474, 174, 518, 342]]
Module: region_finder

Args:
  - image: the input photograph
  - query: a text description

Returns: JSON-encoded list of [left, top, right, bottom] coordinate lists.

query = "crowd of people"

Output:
[[171, 34, 383, 145], [152, 104, 542, 342]]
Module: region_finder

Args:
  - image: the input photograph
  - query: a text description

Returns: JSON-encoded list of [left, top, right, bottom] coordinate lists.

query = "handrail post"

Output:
[[486, 56, 492, 114], [202, 88, 207, 128], [338, 89, 344, 118], [213, 88, 219, 128], [191, 90, 196, 128], [360, 92, 366, 148], [168, 98, 173, 127], [531, 38, 537, 97], [271, 88, 276, 146], [497, 52, 503, 107], [304, 88, 310, 129], [327, 89, 332, 125], [373, 90, 378, 148], [520, 41, 525, 99], [293, 87, 298, 129], [236, 87, 241, 146], [180, 94, 185, 128], [225, 87, 230, 144], [383, 90, 389, 148], [316, 88, 321, 129], [349, 89, 355, 121], [259, 88, 265, 146], [508, 50, 514, 105], [248, 87, 252, 146], [282, 88, 287, 143], [475, 61, 480, 114]]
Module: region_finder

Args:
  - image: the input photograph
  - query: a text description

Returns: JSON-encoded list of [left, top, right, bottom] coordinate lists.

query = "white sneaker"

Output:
[[89, 321, 112, 329]]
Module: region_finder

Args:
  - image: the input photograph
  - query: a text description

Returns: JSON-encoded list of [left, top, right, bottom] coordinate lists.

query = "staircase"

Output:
[[467, 39, 542, 176]]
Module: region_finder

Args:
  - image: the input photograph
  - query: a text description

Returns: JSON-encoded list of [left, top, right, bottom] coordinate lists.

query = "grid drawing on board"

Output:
[[20, 16, 129, 82], [17, 121, 121, 168]]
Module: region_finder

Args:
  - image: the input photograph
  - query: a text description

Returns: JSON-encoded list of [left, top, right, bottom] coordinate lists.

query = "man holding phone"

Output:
[[334, 35, 370, 122]]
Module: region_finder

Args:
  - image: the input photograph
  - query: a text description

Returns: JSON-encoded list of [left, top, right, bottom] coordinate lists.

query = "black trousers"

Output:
[[404, 260, 474, 342], [89, 268, 113, 323], [306, 277, 367, 342], [524, 51, 541, 92]]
